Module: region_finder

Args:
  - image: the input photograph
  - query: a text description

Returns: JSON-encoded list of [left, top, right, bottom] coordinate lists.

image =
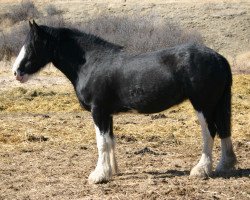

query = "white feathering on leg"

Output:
[[88, 125, 112, 184], [216, 137, 237, 173], [190, 112, 214, 178]]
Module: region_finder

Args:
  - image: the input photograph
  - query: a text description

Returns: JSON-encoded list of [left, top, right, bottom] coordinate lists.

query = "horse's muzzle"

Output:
[[15, 73, 29, 83]]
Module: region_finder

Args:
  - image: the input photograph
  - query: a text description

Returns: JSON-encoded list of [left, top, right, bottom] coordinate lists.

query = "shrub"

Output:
[[0, 15, 66, 61], [5, 0, 40, 24], [81, 14, 203, 54], [0, 23, 29, 60], [42, 15, 65, 27], [45, 4, 63, 16], [0, 13, 203, 61]]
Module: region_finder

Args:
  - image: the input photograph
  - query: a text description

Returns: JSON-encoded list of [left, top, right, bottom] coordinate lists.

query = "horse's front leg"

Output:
[[88, 107, 117, 184]]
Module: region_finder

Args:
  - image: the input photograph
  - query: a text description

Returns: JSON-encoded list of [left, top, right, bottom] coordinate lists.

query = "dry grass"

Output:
[[0, 74, 249, 145]]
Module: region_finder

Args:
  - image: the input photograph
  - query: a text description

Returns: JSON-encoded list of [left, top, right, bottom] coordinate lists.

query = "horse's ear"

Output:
[[29, 21, 33, 29], [32, 20, 41, 36], [33, 20, 39, 30], [33, 20, 38, 26]]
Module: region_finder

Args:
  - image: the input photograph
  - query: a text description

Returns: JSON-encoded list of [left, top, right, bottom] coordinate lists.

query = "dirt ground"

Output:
[[0, 0, 250, 200]]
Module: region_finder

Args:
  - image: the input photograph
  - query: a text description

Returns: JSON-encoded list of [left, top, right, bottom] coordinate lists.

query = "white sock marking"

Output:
[[88, 125, 112, 183], [216, 137, 236, 172], [190, 112, 214, 177]]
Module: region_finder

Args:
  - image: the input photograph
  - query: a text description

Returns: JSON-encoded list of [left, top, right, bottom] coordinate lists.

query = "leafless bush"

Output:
[[4, 0, 40, 24], [0, 34, 13, 60], [42, 15, 65, 27], [45, 4, 63, 16], [0, 13, 203, 61], [0, 16, 65, 61], [80, 14, 203, 54], [0, 24, 29, 60]]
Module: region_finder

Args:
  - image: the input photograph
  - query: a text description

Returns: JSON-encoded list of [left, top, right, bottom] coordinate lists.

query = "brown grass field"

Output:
[[0, 0, 249, 199]]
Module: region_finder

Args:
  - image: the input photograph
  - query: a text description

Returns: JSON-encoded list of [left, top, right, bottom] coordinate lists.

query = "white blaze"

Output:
[[12, 46, 26, 74]]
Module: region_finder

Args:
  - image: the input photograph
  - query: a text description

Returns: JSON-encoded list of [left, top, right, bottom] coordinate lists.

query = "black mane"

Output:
[[40, 25, 123, 51]]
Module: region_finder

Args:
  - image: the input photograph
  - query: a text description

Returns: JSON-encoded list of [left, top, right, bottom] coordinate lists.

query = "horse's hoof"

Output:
[[190, 165, 212, 179], [215, 165, 236, 175], [215, 156, 237, 175], [88, 169, 111, 184], [215, 159, 236, 176]]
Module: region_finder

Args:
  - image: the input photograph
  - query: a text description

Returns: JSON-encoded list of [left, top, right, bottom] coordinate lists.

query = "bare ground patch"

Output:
[[0, 136, 249, 200]]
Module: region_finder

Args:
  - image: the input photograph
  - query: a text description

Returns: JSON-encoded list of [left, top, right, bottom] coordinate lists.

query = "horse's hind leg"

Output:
[[88, 106, 117, 184], [190, 111, 216, 178], [214, 86, 237, 174], [108, 117, 119, 174], [216, 137, 236, 174]]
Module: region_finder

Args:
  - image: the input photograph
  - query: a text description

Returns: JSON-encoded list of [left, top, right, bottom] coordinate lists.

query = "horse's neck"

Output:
[[51, 36, 121, 87], [52, 60, 79, 87], [51, 43, 85, 87]]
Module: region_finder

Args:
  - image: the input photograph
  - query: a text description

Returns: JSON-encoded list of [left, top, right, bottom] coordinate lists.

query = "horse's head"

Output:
[[12, 20, 52, 83]]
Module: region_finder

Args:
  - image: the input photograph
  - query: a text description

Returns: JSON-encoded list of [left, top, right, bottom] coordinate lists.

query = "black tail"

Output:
[[214, 57, 232, 139]]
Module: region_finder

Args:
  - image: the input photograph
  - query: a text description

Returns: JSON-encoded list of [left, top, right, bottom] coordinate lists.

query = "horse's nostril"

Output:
[[14, 71, 17, 76]]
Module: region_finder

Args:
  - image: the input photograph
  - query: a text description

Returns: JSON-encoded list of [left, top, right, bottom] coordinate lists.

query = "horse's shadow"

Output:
[[117, 169, 189, 180], [117, 168, 250, 180], [213, 168, 250, 179], [146, 169, 190, 178]]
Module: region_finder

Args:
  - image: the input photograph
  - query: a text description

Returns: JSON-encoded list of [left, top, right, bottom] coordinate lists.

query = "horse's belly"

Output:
[[135, 98, 185, 114], [123, 87, 186, 114]]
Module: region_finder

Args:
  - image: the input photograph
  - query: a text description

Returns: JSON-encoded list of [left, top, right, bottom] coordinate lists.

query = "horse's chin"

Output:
[[16, 74, 29, 83]]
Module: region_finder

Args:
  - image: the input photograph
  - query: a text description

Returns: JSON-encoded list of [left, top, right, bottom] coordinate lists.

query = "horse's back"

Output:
[[112, 43, 231, 113]]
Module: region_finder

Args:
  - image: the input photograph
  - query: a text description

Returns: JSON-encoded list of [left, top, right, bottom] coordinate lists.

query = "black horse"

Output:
[[12, 21, 236, 184]]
